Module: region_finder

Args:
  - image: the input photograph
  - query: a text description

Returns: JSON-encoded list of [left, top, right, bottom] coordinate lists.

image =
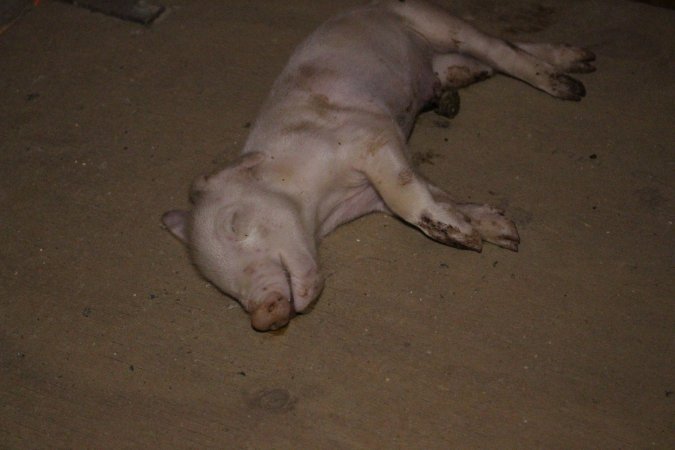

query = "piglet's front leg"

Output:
[[455, 203, 520, 251], [427, 184, 520, 251], [358, 132, 483, 251], [357, 128, 519, 252]]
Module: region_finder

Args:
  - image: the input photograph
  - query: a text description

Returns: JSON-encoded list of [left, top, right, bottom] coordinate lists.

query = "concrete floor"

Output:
[[1, 0, 673, 447]]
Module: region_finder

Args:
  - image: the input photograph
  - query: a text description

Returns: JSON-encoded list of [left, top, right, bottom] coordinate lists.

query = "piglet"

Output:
[[163, 0, 594, 331]]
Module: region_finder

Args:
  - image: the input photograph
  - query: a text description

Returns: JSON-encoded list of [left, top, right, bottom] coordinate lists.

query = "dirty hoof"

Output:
[[550, 74, 586, 101], [549, 45, 596, 73], [560, 46, 596, 73], [250, 293, 293, 331], [459, 203, 520, 252], [434, 89, 461, 118], [418, 214, 483, 252]]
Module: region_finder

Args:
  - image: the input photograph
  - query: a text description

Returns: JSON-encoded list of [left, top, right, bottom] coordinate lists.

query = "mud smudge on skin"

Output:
[[398, 168, 413, 186]]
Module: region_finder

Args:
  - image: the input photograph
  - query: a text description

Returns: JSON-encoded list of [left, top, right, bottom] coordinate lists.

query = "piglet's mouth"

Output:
[[250, 292, 296, 332]]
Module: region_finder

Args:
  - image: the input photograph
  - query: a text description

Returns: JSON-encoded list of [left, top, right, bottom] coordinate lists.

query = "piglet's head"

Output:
[[162, 152, 323, 331]]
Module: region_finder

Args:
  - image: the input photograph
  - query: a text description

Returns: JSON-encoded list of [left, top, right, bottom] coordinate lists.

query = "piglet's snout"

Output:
[[250, 292, 295, 331]]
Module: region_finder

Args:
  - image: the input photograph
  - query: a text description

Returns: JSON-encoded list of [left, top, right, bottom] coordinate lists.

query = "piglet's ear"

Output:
[[190, 174, 209, 203], [236, 151, 265, 169], [162, 210, 190, 243]]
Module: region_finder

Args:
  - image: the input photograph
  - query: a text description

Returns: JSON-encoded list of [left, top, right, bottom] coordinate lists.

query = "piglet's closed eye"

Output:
[[215, 208, 255, 241]]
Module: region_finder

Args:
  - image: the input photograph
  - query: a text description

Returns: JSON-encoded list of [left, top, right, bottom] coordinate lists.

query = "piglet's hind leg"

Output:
[[389, 0, 590, 100], [514, 42, 596, 74]]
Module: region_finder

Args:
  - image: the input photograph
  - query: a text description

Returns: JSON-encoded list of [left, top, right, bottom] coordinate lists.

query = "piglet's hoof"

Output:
[[250, 293, 294, 332]]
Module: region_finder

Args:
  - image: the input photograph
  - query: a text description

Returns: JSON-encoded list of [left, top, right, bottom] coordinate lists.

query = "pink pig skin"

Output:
[[163, 0, 594, 331]]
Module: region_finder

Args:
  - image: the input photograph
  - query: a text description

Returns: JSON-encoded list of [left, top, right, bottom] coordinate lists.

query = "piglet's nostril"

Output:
[[266, 296, 283, 313], [250, 293, 291, 332]]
